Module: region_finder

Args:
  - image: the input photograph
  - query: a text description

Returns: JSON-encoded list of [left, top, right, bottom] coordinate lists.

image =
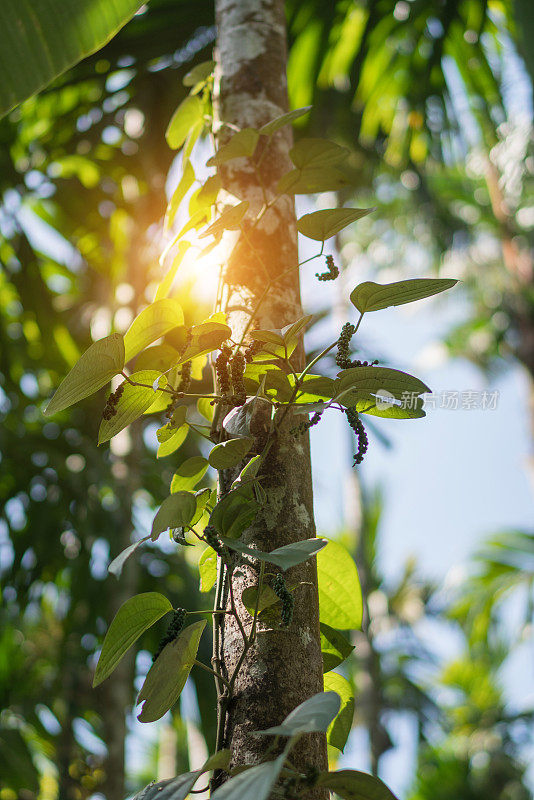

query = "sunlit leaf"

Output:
[[98, 371, 165, 443], [157, 423, 188, 458], [183, 60, 215, 87], [324, 672, 354, 752], [320, 624, 355, 672], [258, 106, 312, 136], [151, 492, 197, 540], [137, 620, 206, 722], [166, 95, 204, 150], [44, 333, 125, 416], [197, 397, 215, 422], [334, 366, 429, 413], [165, 162, 195, 230], [0, 0, 145, 118], [317, 540, 362, 629], [290, 138, 349, 169], [208, 437, 254, 469], [124, 299, 184, 362], [207, 129, 260, 165], [199, 201, 249, 239], [277, 166, 353, 195], [199, 546, 217, 593], [171, 457, 209, 492], [350, 278, 458, 313], [297, 208, 374, 241], [93, 593, 172, 687], [258, 691, 341, 736]]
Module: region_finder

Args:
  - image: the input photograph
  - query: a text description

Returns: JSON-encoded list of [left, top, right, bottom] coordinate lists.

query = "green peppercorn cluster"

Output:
[[102, 383, 124, 420], [273, 572, 294, 626], [230, 351, 246, 406], [152, 607, 186, 662], [316, 254, 339, 282], [345, 407, 368, 465], [290, 410, 323, 437]]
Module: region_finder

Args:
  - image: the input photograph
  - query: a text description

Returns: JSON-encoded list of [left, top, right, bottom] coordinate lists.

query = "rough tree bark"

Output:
[[212, 0, 328, 790]]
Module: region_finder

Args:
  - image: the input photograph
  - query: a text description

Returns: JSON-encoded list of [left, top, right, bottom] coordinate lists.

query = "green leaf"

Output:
[[241, 584, 281, 616], [324, 672, 354, 752], [157, 423, 188, 458], [316, 770, 399, 800], [151, 492, 197, 540], [258, 106, 312, 136], [155, 242, 191, 301], [98, 371, 164, 444], [165, 161, 195, 230], [220, 537, 328, 571], [183, 60, 215, 87], [350, 278, 458, 314], [0, 0, 144, 119], [290, 138, 349, 169], [166, 95, 204, 150], [277, 166, 353, 195], [93, 592, 172, 687], [211, 754, 286, 800], [132, 750, 230, 800], [192, 174, 222, 216], [199, 201, 249, 239], [210, 489, 259, 539], [108, 537, 149, 578], [317, 540, 362, 629], [207, 129, 260, 165], [334, 366, 430, 414], [44, 333, 125, 416], [320, 624, 355, 672], [171, 457, 209, 492], [191, 487, 212, 526], [124, 299, 184, 362], [258, 691, 341, 736], [137, 620, 206, 722], [209, 438, 254, 469], [297, 208, 374, 241], [199, 546, 217, 593]]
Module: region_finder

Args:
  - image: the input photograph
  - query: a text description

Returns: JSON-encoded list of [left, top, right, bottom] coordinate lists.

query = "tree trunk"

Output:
[[212, 0, 328, 790]]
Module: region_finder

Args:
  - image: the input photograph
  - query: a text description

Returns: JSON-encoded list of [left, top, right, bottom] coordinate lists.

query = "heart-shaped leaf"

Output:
[[220, 537, 328, 571], [207, 129, 259, 165], [297, 208, 374, 241], [320, 624, 355, 672], [99, 371, 165, 443], [124, 299, 184, 362], [171, 456, 209, 492], [137, 620, 206, 722], [166, 95, 204, 150], [208, 438, 254, 470], [316, 770, 399, 800], [258, 106, 311, 136], [350, 278, 458, 313], [44, 333, 125, 416], [324, 672, 355, 752], [93, 593, 172, 687], [317, 540, 362, 630], [199, 546, 217, 593], [151, 492, 197, 540]]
